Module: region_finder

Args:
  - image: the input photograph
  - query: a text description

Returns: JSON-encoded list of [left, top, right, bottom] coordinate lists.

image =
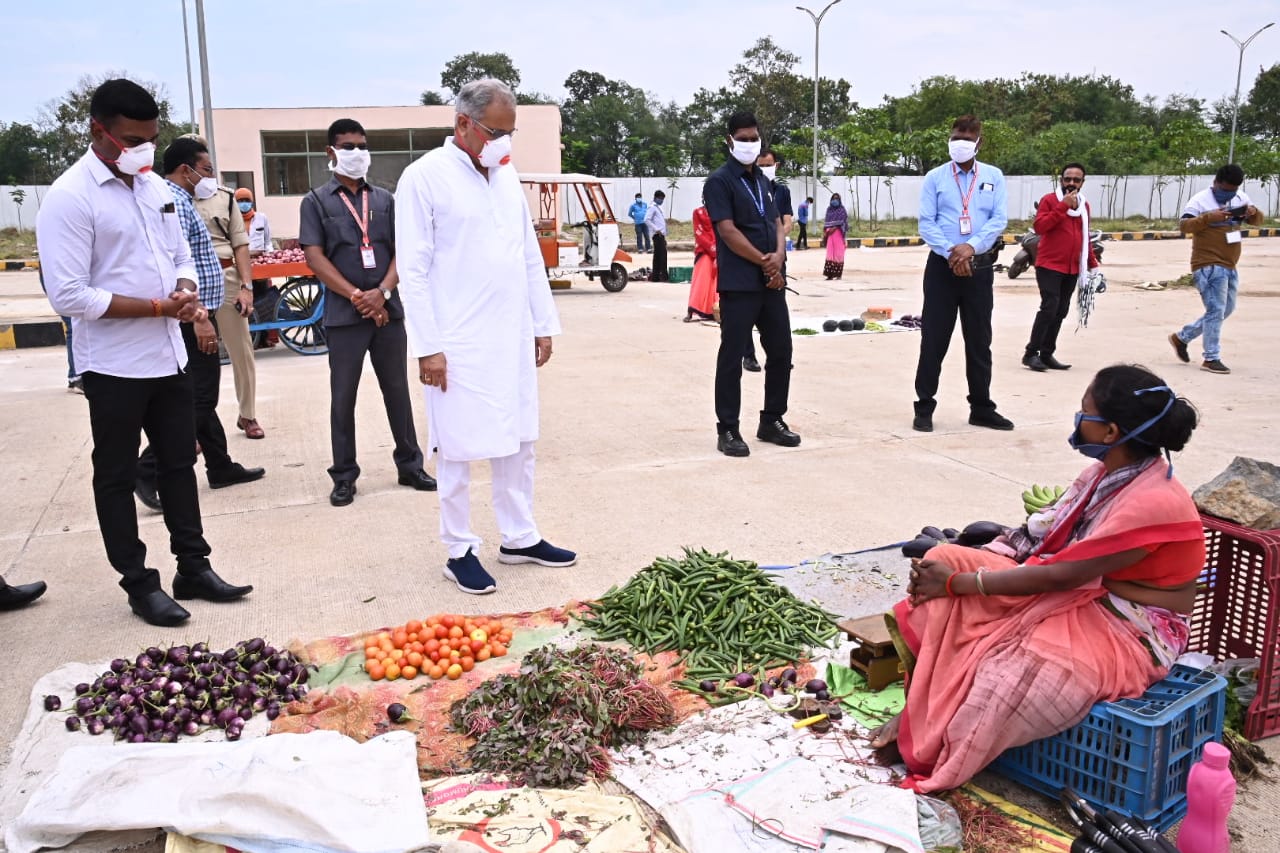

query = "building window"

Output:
[[261, 128, 449, 196]]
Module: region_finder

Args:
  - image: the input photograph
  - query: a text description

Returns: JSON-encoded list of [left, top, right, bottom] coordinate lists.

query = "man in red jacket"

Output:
[[1022, 163, 1098, 371]]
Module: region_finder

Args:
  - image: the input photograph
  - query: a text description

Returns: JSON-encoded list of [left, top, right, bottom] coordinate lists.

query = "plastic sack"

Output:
[[1209, 658, 1261, 704], [916, 796, 963, 851]]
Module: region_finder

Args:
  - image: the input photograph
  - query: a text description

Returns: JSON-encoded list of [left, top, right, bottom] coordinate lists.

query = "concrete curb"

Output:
[[0, 321, 65, 350], [2, 259, 40, 272]]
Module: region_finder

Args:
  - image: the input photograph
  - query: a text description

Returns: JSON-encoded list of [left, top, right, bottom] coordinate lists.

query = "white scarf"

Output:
[[1055, 186, 1090, 279]]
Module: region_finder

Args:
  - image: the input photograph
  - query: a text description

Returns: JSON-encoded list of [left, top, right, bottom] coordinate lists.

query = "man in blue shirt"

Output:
[[627, 193, 650, 253], [796, 196, 812, 250], [913, 115, 1013, 433], [644, 190, 668, 282]]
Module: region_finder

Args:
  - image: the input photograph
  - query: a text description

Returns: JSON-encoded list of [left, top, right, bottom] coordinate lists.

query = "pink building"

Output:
[[204, 104, 563, 239]]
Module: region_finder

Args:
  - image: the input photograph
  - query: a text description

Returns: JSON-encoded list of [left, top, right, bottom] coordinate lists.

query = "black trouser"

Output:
[[82, 370, 212, 595], [798, 222, 809, 249], [139, 322, 233, 484], [913, 251, 996, 418], [715, 289, 793, 430], [1026, 267, 1078, 358], [326, 318, 423, 484], [650, 233, 668, 282]]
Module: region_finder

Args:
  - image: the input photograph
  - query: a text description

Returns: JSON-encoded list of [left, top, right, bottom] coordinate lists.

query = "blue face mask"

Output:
[[237, 201, 253, 213], [1067, 385, 1177, 465], [1211, 187, 1236, 205], [829, 199, 841, 208]]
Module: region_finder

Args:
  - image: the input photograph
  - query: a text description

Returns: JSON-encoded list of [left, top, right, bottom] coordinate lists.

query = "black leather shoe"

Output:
[[330, 481, 356, 506], [208, 463, 266, 489], [1040, 355, 1072, 370], [135, 481, 162, 512], [173, 569, 253, 602], [717, 429, 750, 457], [969, 410, 1015, 431], [1022, 354, 1048, 372], [912, 415, 933, 433], [742, 356, 762, 373], [398, 469, 438, 491], [0, 579, 47, 610], [757, 418, 801, 447], [128, 589, 191, 626]]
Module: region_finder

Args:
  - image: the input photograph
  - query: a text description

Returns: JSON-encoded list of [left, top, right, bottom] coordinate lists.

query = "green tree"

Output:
[[1089, 125, 1155, 215], [559, 71, 682, 176], [419, 90, 447, 106], [1239, 63, 1280, 140], [439, 51, 522, 98], [0, 122, 45, 184]]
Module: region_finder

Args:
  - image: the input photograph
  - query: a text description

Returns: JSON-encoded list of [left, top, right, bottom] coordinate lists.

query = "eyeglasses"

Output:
[[333, 142, 369, 151], [472, 119, 517, 140], [1062, 178, 1084, 184]]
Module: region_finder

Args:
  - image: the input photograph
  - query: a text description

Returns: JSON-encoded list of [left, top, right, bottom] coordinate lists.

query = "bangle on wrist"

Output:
[[945, 572, 958, 598], [975, 570, 989, 597]]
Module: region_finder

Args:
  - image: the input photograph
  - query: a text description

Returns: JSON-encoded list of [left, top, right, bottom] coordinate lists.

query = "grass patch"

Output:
[[0, 228, 37, 260]]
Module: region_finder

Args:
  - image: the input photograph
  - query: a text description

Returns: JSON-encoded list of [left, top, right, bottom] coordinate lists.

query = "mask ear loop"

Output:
[[1133, 386, 1176, 479]]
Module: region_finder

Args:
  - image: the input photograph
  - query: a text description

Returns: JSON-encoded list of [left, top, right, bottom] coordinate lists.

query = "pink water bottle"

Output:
[[1176, 741, 1235, 853]]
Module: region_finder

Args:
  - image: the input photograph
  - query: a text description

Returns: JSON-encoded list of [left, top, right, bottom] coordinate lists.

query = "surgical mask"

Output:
[[97, 123, 156, 175], [730, 138, 761, 165], [759, 165, 777, 181], [478, 134, 512, 168], [190, 169, 218, 200], [829, 198, 841, 208], [1067, 386, 1177, 462], [1211, 187, 1236, 205], [237, 201, 254, 214], [330, 147, 371, 179], [948, 139, 978, 164]]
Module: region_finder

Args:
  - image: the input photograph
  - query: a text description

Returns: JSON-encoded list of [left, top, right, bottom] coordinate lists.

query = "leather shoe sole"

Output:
[[129, 590, 191, 626], [208, 467, 266, 489], [173, 571, 253, 602]]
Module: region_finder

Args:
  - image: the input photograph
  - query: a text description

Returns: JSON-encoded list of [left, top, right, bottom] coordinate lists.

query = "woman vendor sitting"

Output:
[[870, 364, 1205, 793]]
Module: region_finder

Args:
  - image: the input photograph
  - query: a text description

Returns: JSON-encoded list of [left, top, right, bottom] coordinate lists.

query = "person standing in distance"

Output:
[[396, 78, 575, 595], [1169, 164, 1264, 375], [628, 192, 650, 253], [796, 195, 812, 250], [645, 190, 668, 282], [300, 118, 436, 507], [1023, 163, 1098, 372], [704, 111, 797, 458], [38, 79, 252, 626], [913, 115, 1012, 433]]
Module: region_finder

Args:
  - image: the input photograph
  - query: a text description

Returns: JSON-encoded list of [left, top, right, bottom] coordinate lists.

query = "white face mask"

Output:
[[330, 147, 371, 179], [190, 169, 218, 200], [759, 165, 777, 181], [948, 138, 979, 164], [115, 141, 156, 176], [730, 138, 761, 165], [478, 134, 512, 168]]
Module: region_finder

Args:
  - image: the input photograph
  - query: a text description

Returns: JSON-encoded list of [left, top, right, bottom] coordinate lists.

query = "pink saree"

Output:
[[890, 460, 1205, 793]]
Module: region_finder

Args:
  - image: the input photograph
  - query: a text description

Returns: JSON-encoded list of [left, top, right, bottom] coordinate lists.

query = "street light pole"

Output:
[[180, 0, 198, 135], [796, 0, 844, 201], [194, 0, 218, 172], [1221, 22, 1273, 163]]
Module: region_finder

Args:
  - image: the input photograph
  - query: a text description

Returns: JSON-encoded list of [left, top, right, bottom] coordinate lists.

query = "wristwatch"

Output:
[[379, 287, 392, 301]]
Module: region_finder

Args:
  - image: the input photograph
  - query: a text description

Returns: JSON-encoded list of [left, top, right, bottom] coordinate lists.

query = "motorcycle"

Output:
[[1007, 227, 1107, 279]]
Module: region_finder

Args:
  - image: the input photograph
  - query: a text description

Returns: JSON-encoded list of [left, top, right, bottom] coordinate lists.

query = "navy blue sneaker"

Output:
[[443, 549, 496, 595], [497, 540, 578, 568]]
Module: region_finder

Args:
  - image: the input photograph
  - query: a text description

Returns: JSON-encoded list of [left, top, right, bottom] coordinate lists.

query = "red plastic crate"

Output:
[[1186, 514, 1280, 740]]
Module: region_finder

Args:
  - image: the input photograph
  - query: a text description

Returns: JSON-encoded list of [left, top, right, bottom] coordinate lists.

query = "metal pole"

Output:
[[194, 0, 217, 172], [1221, 23, 1274, 164], [180, 0, 198, 134], [797, 1, 844, 201]]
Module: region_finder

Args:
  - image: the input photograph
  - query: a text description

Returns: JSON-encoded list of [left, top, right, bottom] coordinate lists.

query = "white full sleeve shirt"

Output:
[[37, 150, 196, 378], [395, 139, 561, 462]]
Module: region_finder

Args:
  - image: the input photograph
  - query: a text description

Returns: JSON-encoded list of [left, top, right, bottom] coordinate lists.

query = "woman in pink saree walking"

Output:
[[871, 364, 1205, 793]]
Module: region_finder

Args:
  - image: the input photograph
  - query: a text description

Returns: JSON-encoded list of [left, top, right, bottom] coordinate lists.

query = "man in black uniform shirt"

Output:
[[703, 112, 798, 458]]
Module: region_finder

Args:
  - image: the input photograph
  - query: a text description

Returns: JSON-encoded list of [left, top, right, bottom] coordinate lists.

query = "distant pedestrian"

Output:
[[686, 202, 717, 322], [823, 195, 848, 279], [1169, 164, 1263, 375], [628, 193, 651, 253], [797, 196, 813, 250], [645, 190, 668, 282]]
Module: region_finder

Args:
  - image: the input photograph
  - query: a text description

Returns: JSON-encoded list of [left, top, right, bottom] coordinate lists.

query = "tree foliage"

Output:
[[440, 51, 521, 97]]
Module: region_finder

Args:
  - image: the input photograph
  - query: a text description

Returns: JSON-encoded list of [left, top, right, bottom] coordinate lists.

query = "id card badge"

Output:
[[958, 215, 973, 236], [360, 246, 377, 269], [1226, 230, 1242, 245]]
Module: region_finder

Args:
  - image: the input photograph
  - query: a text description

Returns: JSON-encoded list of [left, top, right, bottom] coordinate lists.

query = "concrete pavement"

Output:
[[2, 238, 1278, 849]]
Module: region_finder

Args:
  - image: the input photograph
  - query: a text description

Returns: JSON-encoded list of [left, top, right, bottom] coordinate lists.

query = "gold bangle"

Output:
[[975, 569, 989, 597]]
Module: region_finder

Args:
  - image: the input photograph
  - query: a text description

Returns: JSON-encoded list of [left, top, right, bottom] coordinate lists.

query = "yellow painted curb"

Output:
[[0, 325, 16, 350], [1, 259, 39, 272]]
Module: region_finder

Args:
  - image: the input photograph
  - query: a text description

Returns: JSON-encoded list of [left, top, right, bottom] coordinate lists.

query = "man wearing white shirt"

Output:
[[396, 78, 576, 595], [37, 79, 253, 627]]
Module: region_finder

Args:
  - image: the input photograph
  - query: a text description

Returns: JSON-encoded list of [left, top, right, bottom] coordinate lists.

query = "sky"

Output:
[[2, 0, 1277, 125]]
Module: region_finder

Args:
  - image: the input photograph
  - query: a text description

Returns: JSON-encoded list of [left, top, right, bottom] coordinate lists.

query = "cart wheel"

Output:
[[601, 262, 628, 292], [275, 278, 328, 355], [248, 310, 266, 350]]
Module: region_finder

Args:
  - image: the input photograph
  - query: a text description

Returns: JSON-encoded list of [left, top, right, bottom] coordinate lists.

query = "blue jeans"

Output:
[[1177, 265, 1238, 362], [634, 223, 651, 252], [62, 316, 77, 379]]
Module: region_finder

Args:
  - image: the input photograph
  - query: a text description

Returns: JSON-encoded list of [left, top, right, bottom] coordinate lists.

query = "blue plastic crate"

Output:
[[990, 664, 1226, 832]]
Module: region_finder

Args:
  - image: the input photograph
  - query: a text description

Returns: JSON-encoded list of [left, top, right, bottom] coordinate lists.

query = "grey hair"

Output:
[[455, 78, 516, 119]]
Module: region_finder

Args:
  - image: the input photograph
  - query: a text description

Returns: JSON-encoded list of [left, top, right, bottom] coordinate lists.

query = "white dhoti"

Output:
[[436, 441, 541, 559]]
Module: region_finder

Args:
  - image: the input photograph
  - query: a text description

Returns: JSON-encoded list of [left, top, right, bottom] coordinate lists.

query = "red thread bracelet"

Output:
[[945, 572, 958, 597]]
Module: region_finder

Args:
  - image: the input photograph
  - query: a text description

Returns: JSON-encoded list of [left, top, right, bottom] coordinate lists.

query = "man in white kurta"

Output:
[[396, 79, 576, 595]]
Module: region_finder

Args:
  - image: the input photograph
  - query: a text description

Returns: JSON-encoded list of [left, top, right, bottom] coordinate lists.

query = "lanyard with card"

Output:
[[1226, 229, 1242, 244], [952, 162, 979, 236], [337, 188, 377, 269], [739, 175, 766, 219]]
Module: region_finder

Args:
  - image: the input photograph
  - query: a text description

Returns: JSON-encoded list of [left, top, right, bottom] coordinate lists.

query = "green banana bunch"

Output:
[[1022, 483, 1066, 516]]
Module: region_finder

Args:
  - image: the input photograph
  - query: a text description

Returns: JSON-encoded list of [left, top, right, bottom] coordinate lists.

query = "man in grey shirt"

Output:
[[299, 118, 435, 506]]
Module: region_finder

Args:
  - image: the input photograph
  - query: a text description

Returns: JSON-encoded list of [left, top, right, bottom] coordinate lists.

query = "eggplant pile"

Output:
[[44, 640, 309, 743], [901, 521, 1008, 558]]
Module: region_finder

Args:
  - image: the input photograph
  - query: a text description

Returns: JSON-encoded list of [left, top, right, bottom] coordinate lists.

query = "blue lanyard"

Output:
[[739, 175, 765, 219]]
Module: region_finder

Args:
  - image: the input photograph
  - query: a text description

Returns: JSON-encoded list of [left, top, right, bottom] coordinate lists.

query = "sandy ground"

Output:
[[2, 236, 1278, 849]]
